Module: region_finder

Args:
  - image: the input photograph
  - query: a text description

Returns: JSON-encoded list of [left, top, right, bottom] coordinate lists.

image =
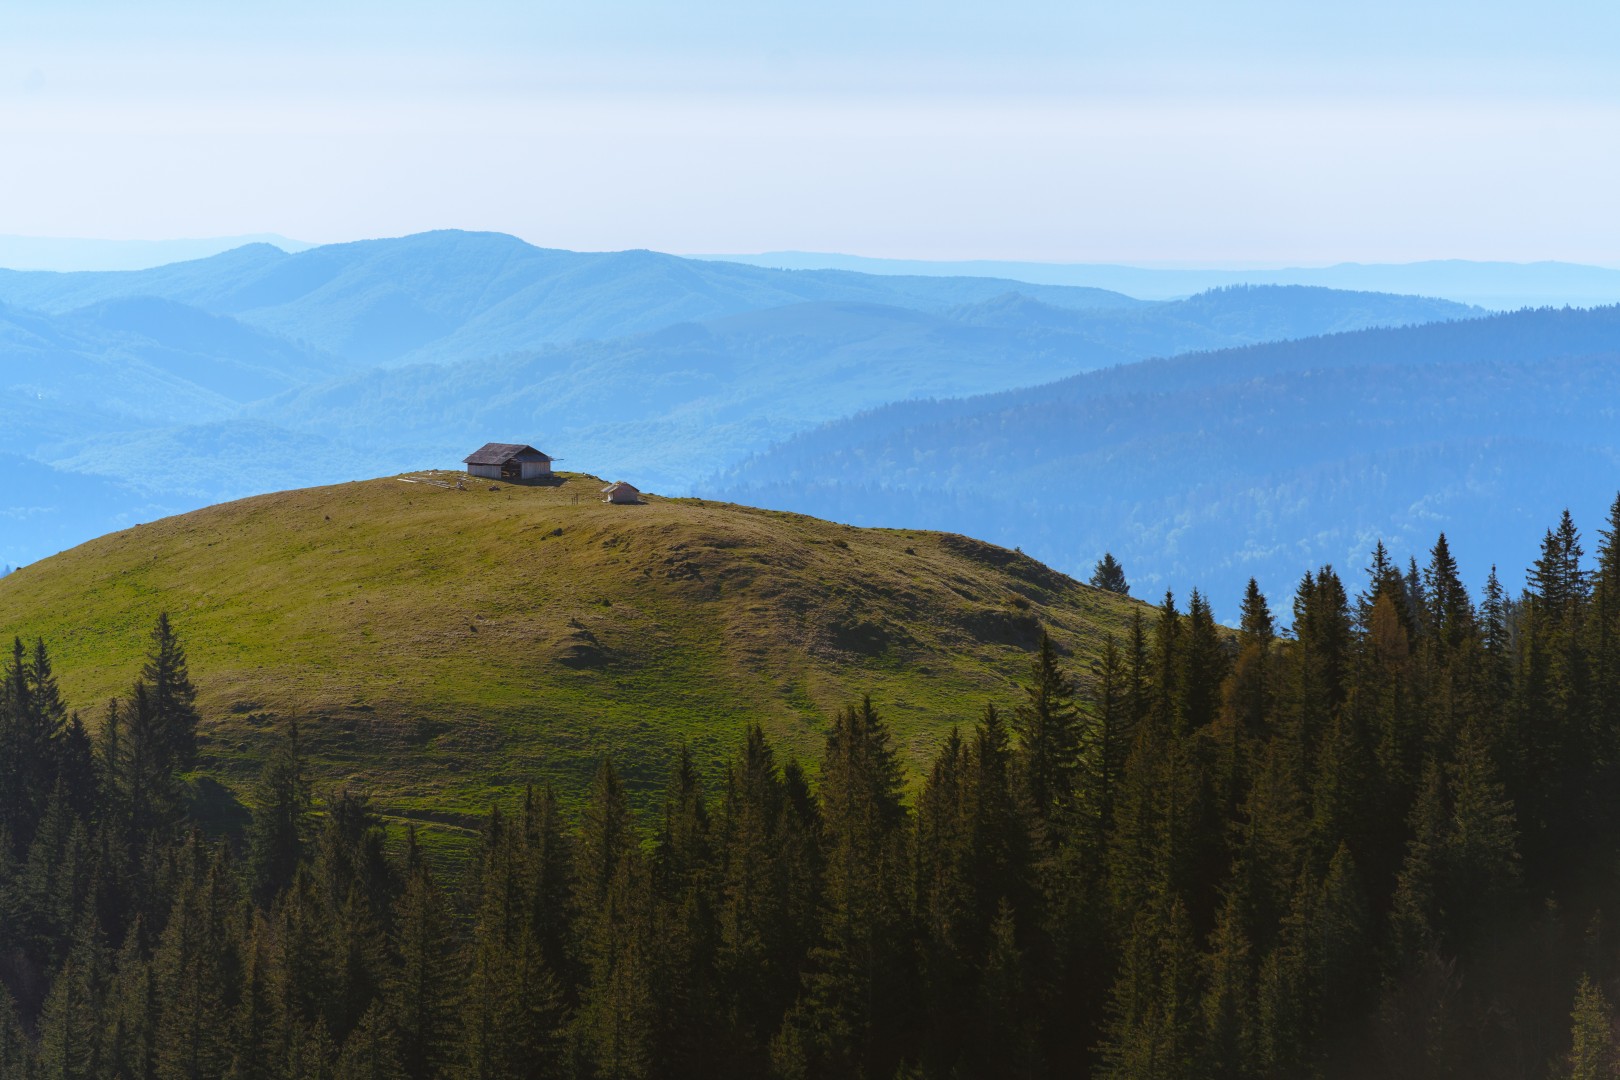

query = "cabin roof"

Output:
[[602, 481, 639, 493], [463, 443, 553, 465]]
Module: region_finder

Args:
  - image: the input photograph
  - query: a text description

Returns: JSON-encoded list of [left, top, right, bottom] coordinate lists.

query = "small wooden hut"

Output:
[[463, 443, 553, 481], [602, 481, 641, 505]]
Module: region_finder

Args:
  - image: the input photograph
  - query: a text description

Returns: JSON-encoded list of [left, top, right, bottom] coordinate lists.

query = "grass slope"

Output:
[[0, 472, 1139, 854]]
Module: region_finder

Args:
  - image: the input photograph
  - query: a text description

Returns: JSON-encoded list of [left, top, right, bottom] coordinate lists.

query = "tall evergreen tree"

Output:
[[776, 698, 912, 1080], [1014, 633, 1081, 825], [247, 721, 312, 905], [1567, 974, 1618, 1080], [1090, 553, 1130, 596], [153, 842, 244, 1080], [141, 614, 201, 777], [388, 833, 461, 1080]]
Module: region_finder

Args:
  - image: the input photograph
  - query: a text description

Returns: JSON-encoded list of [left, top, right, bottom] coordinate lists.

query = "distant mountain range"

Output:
[[0, 231, 1480, 569], [0, 233, 313, 272], [694, 252, 1620, 311], [708, 305, 1620, 617]]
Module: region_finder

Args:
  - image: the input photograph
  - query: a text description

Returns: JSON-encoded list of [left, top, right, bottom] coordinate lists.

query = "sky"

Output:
[[1, 0, 1618, 265]]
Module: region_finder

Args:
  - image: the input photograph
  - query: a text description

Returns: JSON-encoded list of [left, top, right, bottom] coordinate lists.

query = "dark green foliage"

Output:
[[11, 503, 1620, 1078], [247, 721, 312, 905], [775, 697, 913, 1080], [1090, 553, 1130, 596], [1567, 975, 1617, 1080], [388, 841, 460, 1080], [1015, 633, 1082, 825]]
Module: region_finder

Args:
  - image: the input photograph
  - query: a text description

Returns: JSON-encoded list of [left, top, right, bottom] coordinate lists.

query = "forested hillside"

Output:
[[712, 304, 1620, 619], [3, 500, 1620, 1078], [0, 230, 1475, 568]]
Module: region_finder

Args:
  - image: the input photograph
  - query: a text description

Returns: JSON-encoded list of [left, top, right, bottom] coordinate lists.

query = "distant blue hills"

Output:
[[709, 304, 1620, 617], [0, 228, 1540, 584], [694, 252, 1620, 311]]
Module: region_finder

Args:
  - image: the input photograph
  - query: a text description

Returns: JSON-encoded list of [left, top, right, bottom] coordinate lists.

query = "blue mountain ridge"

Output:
[[708, 305, 1620, 619], [0, 230, 1481, 569]]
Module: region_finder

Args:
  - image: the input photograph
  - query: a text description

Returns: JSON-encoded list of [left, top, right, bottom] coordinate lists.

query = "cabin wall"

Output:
[[520, 460, 552, 479], [468, 464, 502, 479]]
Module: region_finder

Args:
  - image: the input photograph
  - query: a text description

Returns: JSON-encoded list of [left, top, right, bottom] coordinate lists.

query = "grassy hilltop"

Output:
[[0, 471, 1139, 851]]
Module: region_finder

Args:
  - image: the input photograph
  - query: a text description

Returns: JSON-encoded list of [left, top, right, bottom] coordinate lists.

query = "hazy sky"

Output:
[[2, 0, 1618, 264]]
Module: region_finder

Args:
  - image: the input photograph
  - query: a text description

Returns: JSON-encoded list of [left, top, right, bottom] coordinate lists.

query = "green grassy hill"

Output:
[[0, 471, 1140, 852]]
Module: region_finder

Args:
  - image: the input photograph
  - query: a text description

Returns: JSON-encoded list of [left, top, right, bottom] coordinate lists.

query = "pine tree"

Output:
[[229, 914, 285, 1080], [142, 613, 201, 776], [0, 637, 62, 852], [1083, 637, 1133, 853], [1443, 717, 1520, 946], [1091, 553, 1130, 595], [277, 865, 337, 1039], [1199, 871, 1257, 1080], [462, 807, 566, 1080], [248, 721, 312, 905], [37, 916, 110, 1080], [108, 919, 159, 1080], [56, 713, 99, 824], [1423, 533, 1474, 653], [715, 726, 803, 1071], [153, 842, 244, 1080], [1390, 759, 1446, 964], [778, 698, 913, 1079], [651, 743, 720, 1075], [574, 855, 658, 1080], [1097, 897, 1198, 1080], [1179, 589, 1229, 734], [1013, 632, 1081, 825], [571, 760, 658, 1079], [1254, 872, 1316, 1080], [1227, 579, 1276, 742], [0, 985, 34, 1080], [1567, 974, 1618, 1080], [121, 681, 188, 846], [332, 1002, 402, 1080], [1314, 843, 1370, 1025], [388, 839, 461, 1080], [972, 900, 1041, 1080], [914, 728, 974, 1078]]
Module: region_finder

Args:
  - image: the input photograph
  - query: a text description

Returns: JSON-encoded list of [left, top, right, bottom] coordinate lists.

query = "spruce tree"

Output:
[[1199, 876, 1256, 1080], [778, 698, 913, 1079], [571, 760, 658, 1079], [0, 985, 33, 1080], [462, 807, 565, 1080], [1097, 896, 1198, 1080], [153, 842, 244, 1080], [914, 729, 974, 1078], [388, 837, 461, 1080], [1090, 553, 1130, 595], [141, 614, 201, 776], [1567, 974, 1618, 1080], [1013, 632, 1081, 825], [651, 744, 720, 1076], [1315, 843, 1370, 1026], [972, 900, 1041, 1080], [229, 914, 285, 1080], [37, 916, 109, 1080], [716, 726, 801, 1071], [332, 1002, 403, 1080], [248, 721, 312, 905]]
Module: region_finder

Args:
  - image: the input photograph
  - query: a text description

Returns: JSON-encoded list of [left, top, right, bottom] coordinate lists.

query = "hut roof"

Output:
[[463, 443, 553, 466], [602, 481, 639, 494]]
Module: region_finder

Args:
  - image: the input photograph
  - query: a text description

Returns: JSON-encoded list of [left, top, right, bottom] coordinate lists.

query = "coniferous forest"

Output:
[[9, 502, 1620, 1079]]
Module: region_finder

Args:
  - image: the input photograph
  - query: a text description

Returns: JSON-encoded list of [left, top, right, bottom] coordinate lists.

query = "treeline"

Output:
[[8, 503, 1620, 1078]]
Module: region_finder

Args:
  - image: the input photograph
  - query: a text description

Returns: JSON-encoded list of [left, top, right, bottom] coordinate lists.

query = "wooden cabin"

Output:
[[463, 443, 553, 481], [602, 481, 641, 504]]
